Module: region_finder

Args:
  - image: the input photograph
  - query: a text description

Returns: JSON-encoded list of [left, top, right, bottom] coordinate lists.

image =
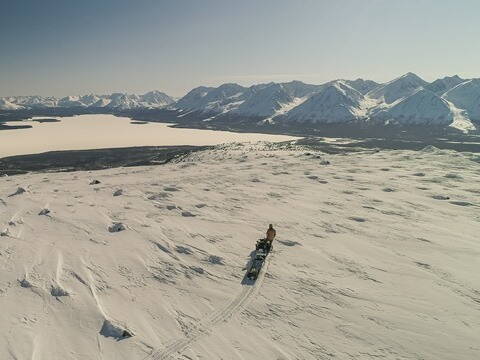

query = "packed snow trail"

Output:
[[147, 254, 272, 360]]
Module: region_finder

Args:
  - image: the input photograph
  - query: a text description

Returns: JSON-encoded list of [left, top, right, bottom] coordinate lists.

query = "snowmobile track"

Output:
[[147, 254, 271, 360]]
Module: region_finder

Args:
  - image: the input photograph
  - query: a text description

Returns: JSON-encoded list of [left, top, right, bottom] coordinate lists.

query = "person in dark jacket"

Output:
[[266, 224, 276, 244]]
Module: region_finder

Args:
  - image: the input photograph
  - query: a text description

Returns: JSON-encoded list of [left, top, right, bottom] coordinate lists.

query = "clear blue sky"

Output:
[[1, 0, 479, 97]]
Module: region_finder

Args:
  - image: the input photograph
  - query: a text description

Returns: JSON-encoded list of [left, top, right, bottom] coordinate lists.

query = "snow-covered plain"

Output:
[[1, 142, 479, 359]]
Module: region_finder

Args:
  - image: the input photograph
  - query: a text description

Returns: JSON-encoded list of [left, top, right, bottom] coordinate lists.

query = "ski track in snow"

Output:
[[148, 255, 271, 360]]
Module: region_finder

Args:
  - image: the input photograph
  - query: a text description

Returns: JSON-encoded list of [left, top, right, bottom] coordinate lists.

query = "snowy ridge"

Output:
[[366, 72, 428, 105], [1, 91, 175, 110], [282, 81, 366, 124], [443, 79, 480, 123], [233, 83, 296, 117], [173, 84, 248, 114], [425, 75, 465, 95], [372, 88, 454, 125], [0, 98, 24, 110]]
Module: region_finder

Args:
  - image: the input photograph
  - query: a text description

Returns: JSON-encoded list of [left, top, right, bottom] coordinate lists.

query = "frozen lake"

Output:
[[0, 114, 299, 158]]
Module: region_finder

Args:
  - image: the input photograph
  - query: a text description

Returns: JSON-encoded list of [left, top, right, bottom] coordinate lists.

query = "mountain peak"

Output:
[[426, 75, 466, 95], [283, 81, 365, 124], [398, 72, 425, 82], [368, 73, 427, 104], [403, 71, 418, 77], [374, 87, 454, 125], [438, 74, 463, 82]]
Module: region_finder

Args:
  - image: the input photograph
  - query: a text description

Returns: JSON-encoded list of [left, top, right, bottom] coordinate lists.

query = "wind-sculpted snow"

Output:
[[1, 141, 478, 359]]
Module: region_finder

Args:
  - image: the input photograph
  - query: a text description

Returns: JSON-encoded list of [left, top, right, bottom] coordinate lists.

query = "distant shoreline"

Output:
[[31, 117, 61, 123], [0, 123, 32, 130], [0, 145, 208, 176], [1, 134, 480, 177]]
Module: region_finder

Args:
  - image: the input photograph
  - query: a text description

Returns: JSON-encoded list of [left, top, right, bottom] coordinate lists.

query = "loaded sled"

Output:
[[247, 239, 272, 280], [255, 238, 273, 253]]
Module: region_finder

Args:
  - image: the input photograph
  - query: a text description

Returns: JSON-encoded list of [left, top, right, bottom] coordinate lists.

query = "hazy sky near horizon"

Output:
[[1, 0, 479, 97]]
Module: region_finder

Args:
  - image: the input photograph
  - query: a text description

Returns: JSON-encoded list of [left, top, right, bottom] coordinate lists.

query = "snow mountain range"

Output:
[[0, 91, 174, 111], [172, 73, 478, 131], [2, 73, 479, 131]]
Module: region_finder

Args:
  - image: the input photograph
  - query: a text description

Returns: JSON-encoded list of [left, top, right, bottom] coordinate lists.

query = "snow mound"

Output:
[[19, 278, 33, 288], [100, 319, 133, 340], [113, 189, 123, 196], [50, 284, 70, 297], [420, 145, 440, 153], [1, 228, 10, 237], [9, 187, 26, 197], [108, 222, 126, 233], [38, 208, 51, 216]]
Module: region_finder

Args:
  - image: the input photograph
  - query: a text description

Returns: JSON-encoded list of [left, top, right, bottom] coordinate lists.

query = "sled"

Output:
[[247, 239, 271, 280]]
